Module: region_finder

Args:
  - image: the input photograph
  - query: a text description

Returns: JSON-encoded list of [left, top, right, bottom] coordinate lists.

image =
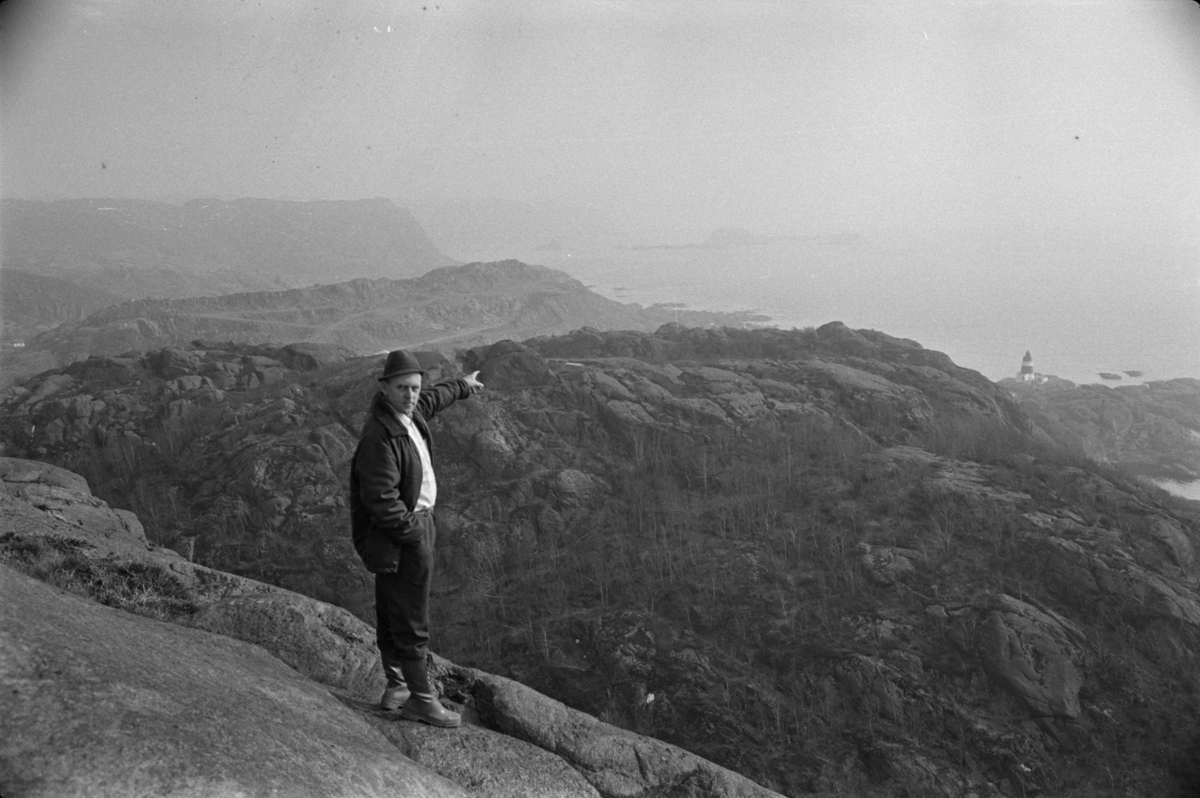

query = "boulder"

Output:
[[979, 594, 1084, 719], [472, 429, 517, 476], [834, 655, 907, 722], [310, 423, 355, 466], [278, 342, 356, 371], [858, 544, 923, 586], [0, 456, 91, 494], [62, 355, 145, 386], [23, 373, 77, 404], [469, 340, 554, 390], [814, 321, 878, 358], [553, 468, 607, 507], [1147, 516, 1197, 575], [460, 664, 781, 798], [187, 592, 384, 699], [146, 347, 203, 379], [590, 371, 637, 401], [0, 457, 150, 557], [603, 400, 658, 429]]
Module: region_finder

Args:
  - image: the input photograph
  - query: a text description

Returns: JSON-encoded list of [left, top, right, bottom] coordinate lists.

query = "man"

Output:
[[349, 349, 484, 727]]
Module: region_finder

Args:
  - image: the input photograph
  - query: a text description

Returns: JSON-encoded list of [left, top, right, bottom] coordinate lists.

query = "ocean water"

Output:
[[1154, 479, 1200, 502], [514, 237, 1199, 387]]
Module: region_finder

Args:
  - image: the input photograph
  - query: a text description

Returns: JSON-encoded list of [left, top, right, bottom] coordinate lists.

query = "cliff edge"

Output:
[[0, 457, 781, 798]]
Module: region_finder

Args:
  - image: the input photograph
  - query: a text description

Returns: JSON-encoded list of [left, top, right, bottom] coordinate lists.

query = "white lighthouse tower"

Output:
[[1019, 351, 1034, 382]]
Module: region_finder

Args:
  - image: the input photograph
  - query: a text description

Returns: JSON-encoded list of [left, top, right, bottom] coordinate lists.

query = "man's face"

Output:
[[383, 373, 422, 417]]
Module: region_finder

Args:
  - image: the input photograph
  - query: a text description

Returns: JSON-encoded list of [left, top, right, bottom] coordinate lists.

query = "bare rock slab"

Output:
[[0, 565, 466, 798], [460, 663, 782, 798], [187, 592, 383, 701], [979, 594, 1084, 719], [362, 706, 602, 798]]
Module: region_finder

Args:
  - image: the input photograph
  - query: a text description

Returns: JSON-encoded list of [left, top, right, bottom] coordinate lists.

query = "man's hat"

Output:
[[378, 349, 424, 381]]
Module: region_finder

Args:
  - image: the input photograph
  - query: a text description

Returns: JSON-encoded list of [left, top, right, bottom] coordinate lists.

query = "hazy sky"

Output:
[[2, 0, 1198, 379], [3, 0, 1195, 233]]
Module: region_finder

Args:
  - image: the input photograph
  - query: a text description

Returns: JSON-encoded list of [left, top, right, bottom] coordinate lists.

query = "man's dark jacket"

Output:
[[350, 379, 470, 573]]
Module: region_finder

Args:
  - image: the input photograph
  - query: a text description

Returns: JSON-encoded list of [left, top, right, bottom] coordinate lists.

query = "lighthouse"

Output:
[[1019, 351, 1034, 382]]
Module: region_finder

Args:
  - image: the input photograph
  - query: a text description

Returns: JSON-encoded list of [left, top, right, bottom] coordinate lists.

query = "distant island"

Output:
[[1099, 372, 1122, 380], [621, 227, 864, 251]]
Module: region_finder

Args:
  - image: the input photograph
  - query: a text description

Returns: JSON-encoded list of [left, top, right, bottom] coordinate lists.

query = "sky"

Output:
[[1, 0, 1198, 381]]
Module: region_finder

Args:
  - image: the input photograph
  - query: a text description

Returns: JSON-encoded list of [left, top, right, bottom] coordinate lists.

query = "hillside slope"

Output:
[[16, 260, 766, 373], [0, 457, 780, 798], [0, 269, 124, 343], [2, 324, 1198, 796], [1004, 376, 1200, 482]]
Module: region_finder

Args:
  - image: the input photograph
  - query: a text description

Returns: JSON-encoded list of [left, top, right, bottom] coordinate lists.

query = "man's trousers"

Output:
[[375, 510, 436, 664]]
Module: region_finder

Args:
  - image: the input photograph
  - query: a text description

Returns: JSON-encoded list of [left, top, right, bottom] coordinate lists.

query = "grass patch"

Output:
[[0, 532, 198, 620]]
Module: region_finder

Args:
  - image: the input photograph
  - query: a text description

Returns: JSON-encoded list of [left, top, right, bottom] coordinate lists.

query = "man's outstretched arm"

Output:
[[416, 371, 484, 419]]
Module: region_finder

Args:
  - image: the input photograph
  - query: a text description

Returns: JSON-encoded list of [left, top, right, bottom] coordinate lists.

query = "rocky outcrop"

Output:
[[0, 456, 147, 552], [0, 457, 783, 798], [0, 566, 468, 798], [1006, 377, 1200, 482], [365, 714, 603, 798], [453, 664, 774, 798], [980, 595, 1085, 719], [12, 261, 766, 377], [464, 339, 554, 390], [3, 325, 1200, 796], [188, 592, 385, 699], [528, 323, 1026, 437]]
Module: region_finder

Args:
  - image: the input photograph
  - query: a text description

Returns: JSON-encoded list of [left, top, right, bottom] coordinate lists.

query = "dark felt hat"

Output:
[[378, 349, 424, 381]]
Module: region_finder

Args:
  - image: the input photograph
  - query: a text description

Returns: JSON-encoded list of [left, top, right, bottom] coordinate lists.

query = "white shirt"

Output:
[[398, 413, 437, 510]]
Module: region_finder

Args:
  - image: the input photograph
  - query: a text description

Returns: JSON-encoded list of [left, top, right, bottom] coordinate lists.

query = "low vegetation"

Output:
[[0, 533, 198, 620], [430, 406, 1200, 795], [4, 329, 1198, 797]]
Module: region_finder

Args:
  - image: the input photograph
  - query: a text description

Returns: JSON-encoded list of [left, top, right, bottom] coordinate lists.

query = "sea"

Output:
[[1153, 479, 1200, 503], [510, 236, 1198, 388]]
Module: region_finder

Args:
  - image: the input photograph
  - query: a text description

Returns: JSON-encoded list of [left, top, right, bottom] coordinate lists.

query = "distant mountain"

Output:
[[0, 269, 124, 342], [624, 228, 866, 251], [0, 197, 453, 307], [15, 260, 768, 373], [701, 227, 774, 247]]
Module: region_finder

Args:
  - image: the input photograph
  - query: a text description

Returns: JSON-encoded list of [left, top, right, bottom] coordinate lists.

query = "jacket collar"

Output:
[[370, 390, 431, 439], [370, 390, 406, 438]]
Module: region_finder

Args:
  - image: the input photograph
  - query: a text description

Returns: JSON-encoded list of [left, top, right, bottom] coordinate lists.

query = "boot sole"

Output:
[[400, 708, 461, 728]]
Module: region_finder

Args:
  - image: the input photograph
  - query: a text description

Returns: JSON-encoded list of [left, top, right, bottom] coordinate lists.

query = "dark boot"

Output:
[[398, 657, 461, 728], [379, 661, 410, 711]]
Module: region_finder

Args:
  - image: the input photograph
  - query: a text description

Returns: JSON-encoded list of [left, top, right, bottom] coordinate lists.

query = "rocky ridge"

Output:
[[0, 457, 780, 798], [0, 269, 125, 342], [5, 260, 766, 387], [2, 323, 1199, 795], [1003, 376, 1200, 482]]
